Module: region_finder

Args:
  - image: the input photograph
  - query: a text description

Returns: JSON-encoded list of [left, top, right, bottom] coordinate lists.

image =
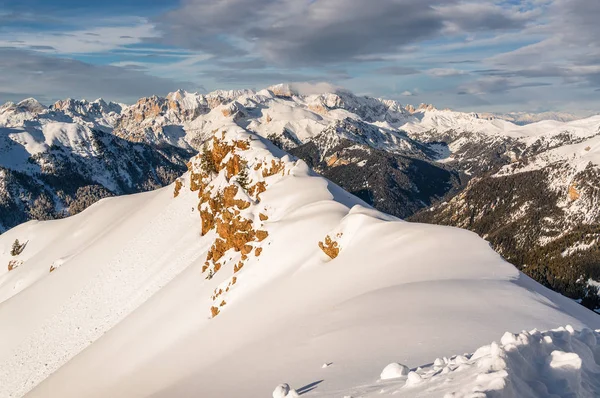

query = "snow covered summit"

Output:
[[1, 123, 599, 398]]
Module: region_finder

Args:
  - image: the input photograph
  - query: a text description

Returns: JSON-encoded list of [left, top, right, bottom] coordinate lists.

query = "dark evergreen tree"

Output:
[[236, 161, 250, 190], [200, 144, 216, 175], [11, 239, 23, 256]]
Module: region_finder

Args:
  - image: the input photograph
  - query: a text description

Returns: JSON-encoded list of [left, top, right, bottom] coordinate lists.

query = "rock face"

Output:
[[177, 133, 297, 317], [112, 89, 253, 149], [288, 120, 460, 219]]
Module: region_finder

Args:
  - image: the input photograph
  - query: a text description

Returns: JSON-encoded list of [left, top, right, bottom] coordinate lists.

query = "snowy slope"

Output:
[[1, 126, 599, 398]]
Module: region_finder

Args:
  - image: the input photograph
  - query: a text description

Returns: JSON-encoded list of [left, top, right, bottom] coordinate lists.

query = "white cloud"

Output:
[[0, 19, 157, 54], [427, 68, 466, 77]]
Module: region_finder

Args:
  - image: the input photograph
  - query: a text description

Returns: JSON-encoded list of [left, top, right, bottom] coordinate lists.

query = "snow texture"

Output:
[[0, 100, 599, 398]]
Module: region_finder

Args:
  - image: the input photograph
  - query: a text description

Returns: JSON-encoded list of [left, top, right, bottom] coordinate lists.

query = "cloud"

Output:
[[153, 0, 532, 66], [481, 0, 600, 89], [197, 69, 320, 85], [27, 45, 56, 51], [459, 76, 552, 95], [436, 2, 535, 34], [1, 0, 598, 113], [287, 82, 343, 96], [427, 68, 466, 77], [375, 66, 421, 75], [400, 90, 415, 96], [0, 19, 157, 53], [0, 47, 197, 104]]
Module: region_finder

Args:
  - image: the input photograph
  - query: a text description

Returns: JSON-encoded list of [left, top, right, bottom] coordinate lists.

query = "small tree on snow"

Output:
[[200, 144, 216, 175], [236, 161, 250, 191], [11, 239, 24, 256]]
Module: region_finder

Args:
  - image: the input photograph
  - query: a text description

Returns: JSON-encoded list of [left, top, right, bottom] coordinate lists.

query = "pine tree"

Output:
[[236, 161, 250, 190], [11, 239, 23, 256], [200, 144, 216, 175]]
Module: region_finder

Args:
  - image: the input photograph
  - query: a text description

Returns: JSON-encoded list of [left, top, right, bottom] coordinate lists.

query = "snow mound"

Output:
[[349, 326, 600, 397], [272, 383, 299, 398], [380, 363, 410, 380]]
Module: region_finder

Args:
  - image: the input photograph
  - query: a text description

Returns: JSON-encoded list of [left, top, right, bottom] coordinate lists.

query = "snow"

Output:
[[0, 126, 598, 398], [3, 85, 599, 172], [272, 383, 300, 398], [306, 326, 600, 397], [1, 91, 600, 397], [380, 363, 410, 380]]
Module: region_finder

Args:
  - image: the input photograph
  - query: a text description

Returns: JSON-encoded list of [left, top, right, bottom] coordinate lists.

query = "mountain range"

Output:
[[1, 84, 599, 313]]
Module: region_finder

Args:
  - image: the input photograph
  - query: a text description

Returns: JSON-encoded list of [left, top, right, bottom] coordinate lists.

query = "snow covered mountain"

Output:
[[412, 116, 600, 308], [2, 84, 600, 310], [0, 101, 193, 233], [1, 125, 599, 398], [0, 85, 462, 233]]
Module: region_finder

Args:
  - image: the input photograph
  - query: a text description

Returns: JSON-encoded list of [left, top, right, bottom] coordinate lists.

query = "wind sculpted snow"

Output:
[[0, 124, 599, 398]]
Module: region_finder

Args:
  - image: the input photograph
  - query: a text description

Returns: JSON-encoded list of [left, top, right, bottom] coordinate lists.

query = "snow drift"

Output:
[[0, 124, 599, 398], [319, 325, 600, 397]]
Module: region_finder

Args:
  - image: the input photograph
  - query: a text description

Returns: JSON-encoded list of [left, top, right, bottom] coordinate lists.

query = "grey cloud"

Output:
[[0, 47, 198, 104], [483, 0, 600, 89], [460, 77, 552, 95], [120, 64, 148, 71], [375, 66, 421, 76], [28, 45, 56, 51], [199, 69, 320, 85], [326, 69, 353, 80], [216, 59, 268, 70], [549, 0, 600, 44], [153, 0, 532, 66], [437, 3, 532, 32], [480, 61, 600, 88]]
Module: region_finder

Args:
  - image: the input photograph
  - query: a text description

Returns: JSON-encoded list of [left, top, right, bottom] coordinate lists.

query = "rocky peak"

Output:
[[0, 101, 17, 113], [267, 83, 295, 98], [14, 98, 47, 114], [167, 89, 188, 102], [52, 98, 122, 119], [418, 103, 437, 112]]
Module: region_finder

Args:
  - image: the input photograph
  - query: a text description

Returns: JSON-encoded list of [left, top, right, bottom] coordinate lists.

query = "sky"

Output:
[[0, 0, 598, 114]]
